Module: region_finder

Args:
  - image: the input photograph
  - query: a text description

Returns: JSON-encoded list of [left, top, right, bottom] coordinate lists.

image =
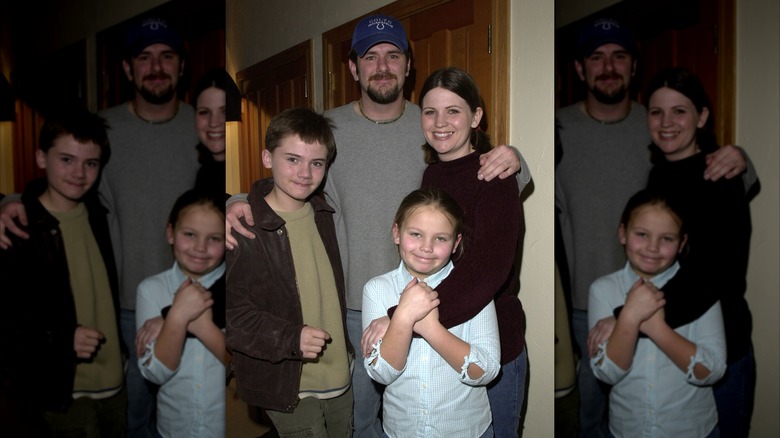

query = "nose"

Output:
[[73, 163, 86, 179], [376, 55, 388, 72], [209, 111, 224, 128], [647, 238, 659, 252], [298, 164, 313, 180], [661, 112, 673, 127], [419, 239, 434, 253], [434, 112, 447, 128], [150, 55, 162, 72], [194, 237, 208, 252], [603, 56, 615, 72]]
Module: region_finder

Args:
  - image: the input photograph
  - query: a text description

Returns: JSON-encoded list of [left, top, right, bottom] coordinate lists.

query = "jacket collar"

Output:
[[21, 177, 108, 226], [247, 178, 334, 231]]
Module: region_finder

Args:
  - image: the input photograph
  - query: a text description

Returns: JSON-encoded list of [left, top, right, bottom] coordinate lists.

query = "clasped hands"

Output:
[[361, 277, 440, 358], [587, 278, 666, 357]]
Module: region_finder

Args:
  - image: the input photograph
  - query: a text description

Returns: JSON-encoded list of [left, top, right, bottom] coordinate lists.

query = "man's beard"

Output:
[[589, 74, 628, 105], [364, 73, 402, 104], [137, 74, 177, 104]]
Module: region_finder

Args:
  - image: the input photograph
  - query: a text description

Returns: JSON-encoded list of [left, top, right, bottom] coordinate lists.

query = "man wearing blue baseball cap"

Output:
[[108, 16, 200, 438], [225, 12, 531, 437], [555, 17, 757, 438]]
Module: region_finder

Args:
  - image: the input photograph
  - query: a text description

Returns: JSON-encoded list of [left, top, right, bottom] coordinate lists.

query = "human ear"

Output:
[[261, 149, 272, 169], [678, 234, 689, 254], [122, 60, 134, 82], [697, 107, 710, 128], [35, 150, 47, 170], [392, 223, 401, 244], [348, 59, 359, 81], [166, 224, 175, 245], [618, 224, 627, 245], [471, 107, 484, 129], [452, 233, 463, 254], [574, 60, 585, 81]]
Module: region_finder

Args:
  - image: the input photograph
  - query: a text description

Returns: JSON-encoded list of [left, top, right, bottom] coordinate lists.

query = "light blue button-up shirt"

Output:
[[589, 261, 726, 438], [136, 262, 226, 438], [363, 261, 500, 438]]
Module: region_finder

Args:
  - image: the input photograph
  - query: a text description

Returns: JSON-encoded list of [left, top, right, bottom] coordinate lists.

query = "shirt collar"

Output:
[[394, 259, 454, 291], [172, 260, 226, 289], [621, 260, 680, 289]]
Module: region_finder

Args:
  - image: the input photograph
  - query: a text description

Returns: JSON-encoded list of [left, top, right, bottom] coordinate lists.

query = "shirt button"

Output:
[[421, 383, 426, 389]]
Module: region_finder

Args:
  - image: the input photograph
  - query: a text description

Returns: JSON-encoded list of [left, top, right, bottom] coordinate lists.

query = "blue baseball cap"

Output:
[[351, 14, 409, 58], [577, 18, 637, 58], [125, 17, 185, 58]]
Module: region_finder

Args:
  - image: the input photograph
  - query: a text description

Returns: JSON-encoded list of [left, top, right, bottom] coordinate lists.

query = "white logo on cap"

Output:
[[594, 18, 619, 31], [142, 18, 168, 31], [368, 18, 394, 31]]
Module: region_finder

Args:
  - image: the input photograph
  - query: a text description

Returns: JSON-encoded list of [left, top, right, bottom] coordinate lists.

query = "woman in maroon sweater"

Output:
[[365, 67, 527, 436]]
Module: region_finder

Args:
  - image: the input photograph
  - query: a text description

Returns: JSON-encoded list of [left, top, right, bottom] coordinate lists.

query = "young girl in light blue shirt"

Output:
[[363, 187, 500, 438], [136, 189, 226, 438], [589, 189, 726, 438]]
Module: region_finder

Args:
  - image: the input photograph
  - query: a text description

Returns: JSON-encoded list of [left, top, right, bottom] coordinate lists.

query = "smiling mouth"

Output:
[[188, 256, 211, 264], [432, 132, 453, 140]]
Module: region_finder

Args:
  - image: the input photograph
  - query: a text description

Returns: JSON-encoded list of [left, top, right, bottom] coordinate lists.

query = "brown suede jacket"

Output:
[[0, 178, 124, 413], [225, 178, 353, 412]]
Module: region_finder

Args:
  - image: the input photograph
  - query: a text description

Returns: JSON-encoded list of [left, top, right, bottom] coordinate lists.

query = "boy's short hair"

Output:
[[39, 108, 111, 167], [264, 107, 336, 162]]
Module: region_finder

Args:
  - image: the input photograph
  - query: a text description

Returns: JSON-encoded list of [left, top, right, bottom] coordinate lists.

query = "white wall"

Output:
[[511, 2, 556, 435], [736, 0, 780, 436], [227, 0, 557, 434]]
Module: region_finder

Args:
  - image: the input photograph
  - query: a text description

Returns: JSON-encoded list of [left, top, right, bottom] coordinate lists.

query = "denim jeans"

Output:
[[713, 346, 756, 438], [347, 309, 384, 437], [487, 347, 528, 437], [609, 426, 719, 438], [121, 309, 157, 438], [573, 309, 609, 438]]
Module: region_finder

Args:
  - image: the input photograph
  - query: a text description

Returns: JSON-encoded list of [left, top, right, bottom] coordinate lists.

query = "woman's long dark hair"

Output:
[[644, 67, 717, 163], [418, 67, 491, 164]]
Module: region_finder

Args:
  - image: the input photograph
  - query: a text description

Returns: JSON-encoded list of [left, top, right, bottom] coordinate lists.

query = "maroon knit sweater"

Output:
[[422, 151, 526, 364]]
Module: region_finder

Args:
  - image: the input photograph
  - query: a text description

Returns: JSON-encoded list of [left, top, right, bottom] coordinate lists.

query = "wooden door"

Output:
[[555, 0, 735, 143], [10, 40, 87, 192], [235, 41, 313, 192], [323, 0, 510, 143]]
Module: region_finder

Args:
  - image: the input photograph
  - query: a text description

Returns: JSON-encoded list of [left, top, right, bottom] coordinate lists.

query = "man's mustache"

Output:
[[595, 73, 622, 82], [143, 73, 172, 81], [369, 72, 398, 81]]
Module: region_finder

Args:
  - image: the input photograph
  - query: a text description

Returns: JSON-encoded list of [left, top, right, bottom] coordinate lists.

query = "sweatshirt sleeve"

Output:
[[433, 178, 522, 329], [655, 176, 750, 329]]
